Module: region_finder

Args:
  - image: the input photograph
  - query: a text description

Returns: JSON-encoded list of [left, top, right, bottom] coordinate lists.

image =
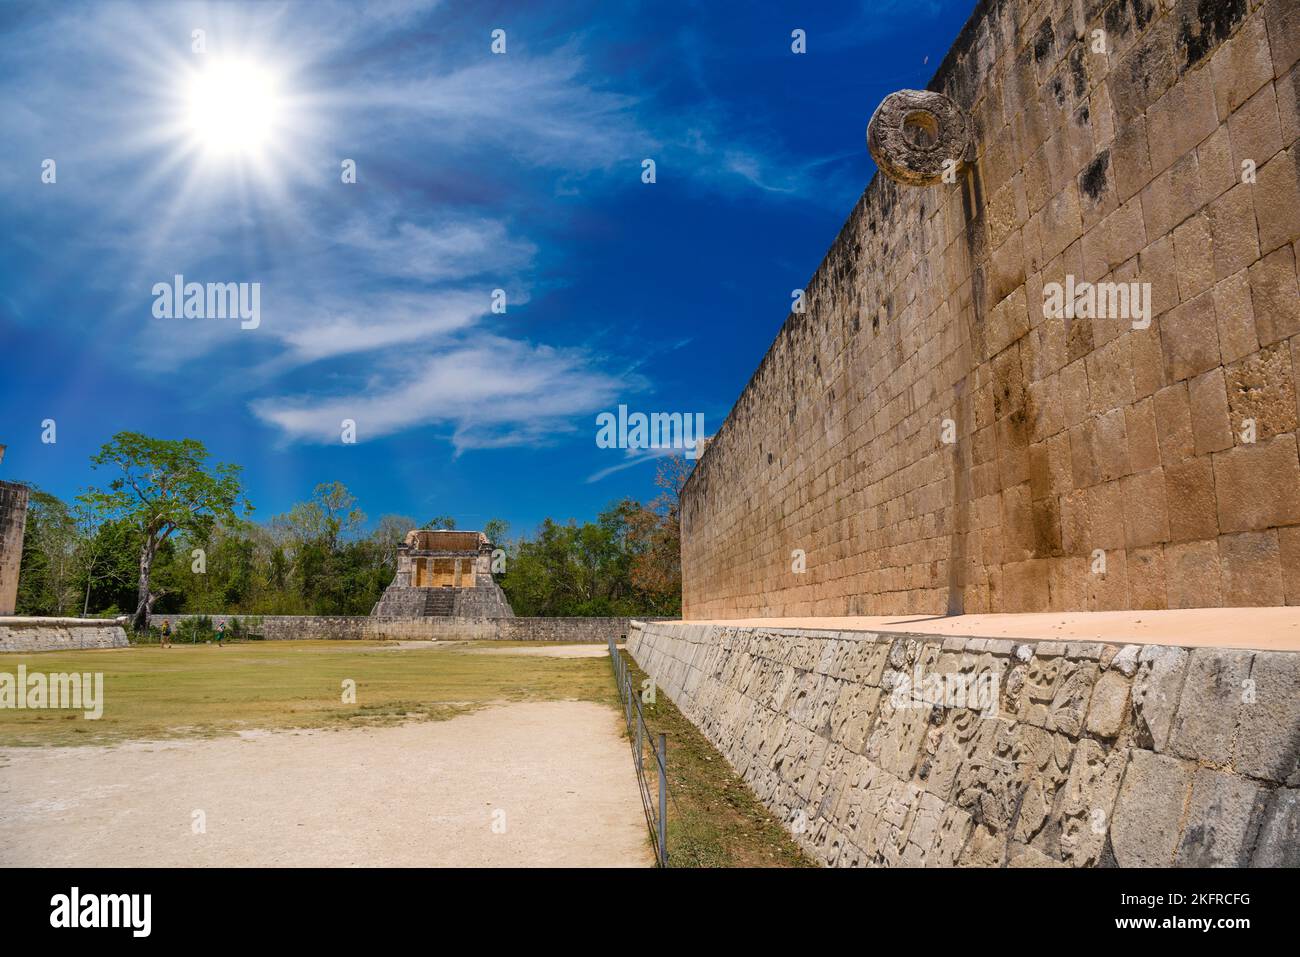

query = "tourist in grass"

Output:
[[160, 619, 171, 649]]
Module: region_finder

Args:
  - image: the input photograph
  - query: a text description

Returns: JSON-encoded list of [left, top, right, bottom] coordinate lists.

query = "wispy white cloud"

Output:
[[250, 335, 633, 452], [332, 214, 536, 283], [586, 444, 687, 483]]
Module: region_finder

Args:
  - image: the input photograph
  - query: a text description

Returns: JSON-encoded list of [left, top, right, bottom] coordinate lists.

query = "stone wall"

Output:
[[681, 0, 1300, 618], [156, 614, 644, 643], [628, 619, 1299, 867], [0, 480, 29, 616], [0, 618, 130, 653]]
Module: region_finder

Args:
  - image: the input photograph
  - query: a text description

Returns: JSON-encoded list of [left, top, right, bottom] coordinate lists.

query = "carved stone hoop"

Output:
[[867, 89, 970, 186]]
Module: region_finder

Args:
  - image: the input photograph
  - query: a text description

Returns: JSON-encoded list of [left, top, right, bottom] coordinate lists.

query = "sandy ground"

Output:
[[681, 607, 1300, 651], [370, 641, 615, 657], [0, 700, 652, 867], [461, 644, 616, 658]]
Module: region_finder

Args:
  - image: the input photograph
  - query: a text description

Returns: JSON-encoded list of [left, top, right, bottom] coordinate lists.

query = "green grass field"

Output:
[[0, 640, 616, 747]]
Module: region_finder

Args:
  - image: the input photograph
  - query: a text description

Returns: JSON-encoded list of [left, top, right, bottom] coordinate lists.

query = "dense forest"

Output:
[[15, 432, 684, 624]]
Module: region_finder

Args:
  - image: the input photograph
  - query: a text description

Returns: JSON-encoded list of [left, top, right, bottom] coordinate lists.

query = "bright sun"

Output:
[[186, 59, 280, 156]]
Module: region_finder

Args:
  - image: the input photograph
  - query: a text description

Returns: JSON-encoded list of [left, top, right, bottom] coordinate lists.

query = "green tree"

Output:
[[15, 487, 80, 616], [80, 432, 251, 631], [483, 518, 509, 547]]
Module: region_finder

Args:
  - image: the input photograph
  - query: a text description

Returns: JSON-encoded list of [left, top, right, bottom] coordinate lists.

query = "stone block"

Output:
[[1235, 651, 1300, 781], [1212, 434, 1300, 532], [1250, 788, 1300, 867], [1131, 644, 1190, 750], [1213, 270, 1259, 365], [1085, 669, 1131, 738], [1248, 244, 1300, 345], [1219, 530, 1285, 606], [1160, 290, 1220, 383], [1169, 648, 1253, 764], [1163, 456, 1220, 542], [1187, 367, 1234, 455], [1254, 147, 1300, 254], [1110, 750, 1192, 867], [1175, 769, 1265, 867], [1206, 183, 1260, 281]]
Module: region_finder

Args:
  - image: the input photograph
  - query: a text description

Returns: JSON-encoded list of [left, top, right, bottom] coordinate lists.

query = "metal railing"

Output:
[[608, 635, 668, 867]]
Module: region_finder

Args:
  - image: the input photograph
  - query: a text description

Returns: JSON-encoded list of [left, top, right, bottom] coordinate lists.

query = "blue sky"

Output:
[[0, 0, 971, 536]]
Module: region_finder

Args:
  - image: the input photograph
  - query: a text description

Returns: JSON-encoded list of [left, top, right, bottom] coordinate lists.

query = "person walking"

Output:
[[160, 619, 171, 649], [215, 620, 226, 647]]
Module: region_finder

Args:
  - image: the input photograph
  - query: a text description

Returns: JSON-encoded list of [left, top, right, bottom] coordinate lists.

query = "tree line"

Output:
[[15, 432, 684, 626]]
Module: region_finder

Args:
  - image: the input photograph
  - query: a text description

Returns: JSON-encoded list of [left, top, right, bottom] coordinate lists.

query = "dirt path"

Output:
[[374, 641, 615, 656], [0, 700, 651, 867]]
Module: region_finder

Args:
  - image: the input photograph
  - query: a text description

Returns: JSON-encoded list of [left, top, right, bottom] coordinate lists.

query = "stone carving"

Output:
[[866, 89, 969, 186], [629, 620, 1300, 868]]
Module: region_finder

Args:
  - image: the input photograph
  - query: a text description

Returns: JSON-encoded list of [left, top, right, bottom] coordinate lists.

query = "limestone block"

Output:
[[1086, 669, 1131, 737], [1166, 650, 1249, 767], [1235, 650, 1300, 781], [1175, 769, 1266, 867], [1110, 750, 1192, 866], [1212, 434, 1300, 532], [1224, 343, 1298, 441], [1109, 644, 1142, 676], [1250, 788, 1300, 867], [1131, 644, 1189, 750]]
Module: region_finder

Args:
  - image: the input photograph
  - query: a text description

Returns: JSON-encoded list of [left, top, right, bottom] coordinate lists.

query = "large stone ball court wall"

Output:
[[682, 0, 1300, 619]]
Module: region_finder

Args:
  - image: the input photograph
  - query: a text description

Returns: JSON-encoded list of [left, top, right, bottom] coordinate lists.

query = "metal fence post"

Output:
[[657, 733, 668, 867]]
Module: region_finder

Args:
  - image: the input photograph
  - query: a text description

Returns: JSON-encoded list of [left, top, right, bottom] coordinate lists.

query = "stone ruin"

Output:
[[371, 529, 513, 618], [681, 0, 1300, 619], [0, 444, 29, 617], [629, 0, 1300, 868]]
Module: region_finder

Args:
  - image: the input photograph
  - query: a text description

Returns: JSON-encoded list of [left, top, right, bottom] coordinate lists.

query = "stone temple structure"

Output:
[[0, 444, 29, 616], [372, 529, 513, 618]]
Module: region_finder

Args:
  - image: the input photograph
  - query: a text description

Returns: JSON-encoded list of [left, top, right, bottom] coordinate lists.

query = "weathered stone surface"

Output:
[[867, 89, 970, 187], [372, 529, 513, 618], [629, 621, 1300, 868], [0, 479, 27, 617], [1086, 670, 1131, 738], [1111, 750, 1191, 867], [1131, 645, 1189, 751], [1234, 651, 1300, 782], [678, 0, 1300, 621], [1250, 788, 1300, 867], [1057, 739, 1127, 867], [1169, 648, 1252, 764], [161, 613, 643, 643], [0, 617, 128, 653], [1175, 769, 1265, 867], [628, 0, 1300, 869]]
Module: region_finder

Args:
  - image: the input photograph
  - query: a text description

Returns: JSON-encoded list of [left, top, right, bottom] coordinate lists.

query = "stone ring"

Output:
[[867, 89, 970, 186]]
